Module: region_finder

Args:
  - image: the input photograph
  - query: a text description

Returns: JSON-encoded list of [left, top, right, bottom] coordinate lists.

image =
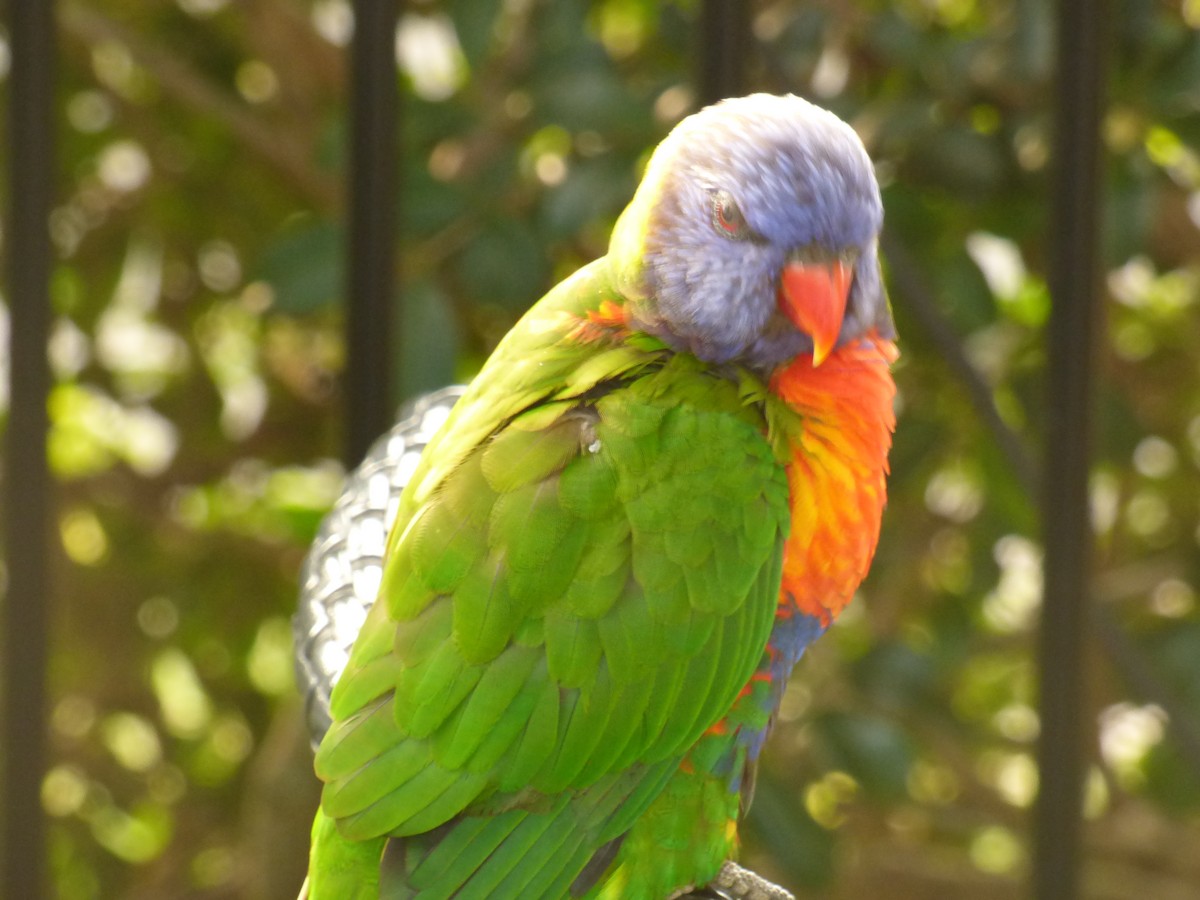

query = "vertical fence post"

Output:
[[345, 0, 400, 466], [1035, 1, 1108, 898], [2, 2, 56, 899], [696, 0, 749, 104]]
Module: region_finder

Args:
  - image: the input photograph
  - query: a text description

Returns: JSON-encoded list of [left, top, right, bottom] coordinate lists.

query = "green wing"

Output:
[[311, 273, 791, 898]]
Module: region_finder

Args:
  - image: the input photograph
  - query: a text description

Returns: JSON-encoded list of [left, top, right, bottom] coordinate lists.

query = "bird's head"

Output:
[[609, 93, 893, 371]]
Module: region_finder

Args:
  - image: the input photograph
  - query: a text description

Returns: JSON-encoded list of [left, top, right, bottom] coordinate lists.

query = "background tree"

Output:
[[3, 1, 1200, 897]]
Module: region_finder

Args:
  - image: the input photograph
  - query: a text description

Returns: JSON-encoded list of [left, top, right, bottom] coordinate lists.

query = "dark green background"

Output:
[[6, 1, 1200, 897]]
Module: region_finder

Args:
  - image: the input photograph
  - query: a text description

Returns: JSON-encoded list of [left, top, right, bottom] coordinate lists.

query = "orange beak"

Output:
[[778, 258, 852, 366]]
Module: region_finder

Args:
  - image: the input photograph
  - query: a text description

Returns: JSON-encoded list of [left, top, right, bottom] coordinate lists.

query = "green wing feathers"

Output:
[[311, 346, 791, 897]]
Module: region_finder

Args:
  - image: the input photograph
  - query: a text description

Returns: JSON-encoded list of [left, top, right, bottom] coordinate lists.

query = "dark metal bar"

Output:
[[1035, 1, 1109, 898], [3, 2, 56, 898], [345, 0, 400, 465], [696, 0, 750, 104]]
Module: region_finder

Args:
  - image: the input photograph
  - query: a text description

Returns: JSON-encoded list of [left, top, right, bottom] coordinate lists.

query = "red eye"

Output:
[[711, 190, 748, 238]]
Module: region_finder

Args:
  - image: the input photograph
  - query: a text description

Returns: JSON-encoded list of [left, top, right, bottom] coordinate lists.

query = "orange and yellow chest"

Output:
[[770, 336, 897, 625]]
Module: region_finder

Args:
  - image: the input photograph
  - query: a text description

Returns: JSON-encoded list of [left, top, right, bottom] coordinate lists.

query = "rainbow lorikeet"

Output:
[[303, 93, 897, 899]]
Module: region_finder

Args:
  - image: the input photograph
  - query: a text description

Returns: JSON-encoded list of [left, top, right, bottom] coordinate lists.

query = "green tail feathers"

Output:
[[307, 810, 384, 900], [305, 762, 680, 900]]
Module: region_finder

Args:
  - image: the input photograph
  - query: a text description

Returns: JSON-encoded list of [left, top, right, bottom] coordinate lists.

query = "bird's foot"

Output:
[[682, 860, 795, 900]]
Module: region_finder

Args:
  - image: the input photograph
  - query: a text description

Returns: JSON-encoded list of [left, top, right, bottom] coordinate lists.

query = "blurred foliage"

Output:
[[1, 0, 1200, 897]]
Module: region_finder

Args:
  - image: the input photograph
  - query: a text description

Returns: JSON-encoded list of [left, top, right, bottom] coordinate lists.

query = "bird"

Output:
[[301, 92, 897, 900]]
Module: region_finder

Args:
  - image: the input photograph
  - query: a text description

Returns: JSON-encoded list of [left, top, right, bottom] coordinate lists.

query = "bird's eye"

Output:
[[710, 190, 750, 239]]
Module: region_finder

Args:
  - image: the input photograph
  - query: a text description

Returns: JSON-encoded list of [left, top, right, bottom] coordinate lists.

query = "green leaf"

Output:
[[457, 219, 549, 311], [813, 711, 915, 800], [256, 218, 343, 314], [397, 278, 461, 401]]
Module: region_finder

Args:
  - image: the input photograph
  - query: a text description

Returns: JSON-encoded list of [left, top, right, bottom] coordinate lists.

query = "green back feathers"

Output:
[[310, 260, 796, 898]]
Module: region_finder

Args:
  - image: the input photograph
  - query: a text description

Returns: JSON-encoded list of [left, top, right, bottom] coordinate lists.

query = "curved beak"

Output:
[[777, 256, 853, 366]]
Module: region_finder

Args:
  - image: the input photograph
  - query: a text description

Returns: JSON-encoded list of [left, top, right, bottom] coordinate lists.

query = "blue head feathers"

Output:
[[609, 94, 892, 370]]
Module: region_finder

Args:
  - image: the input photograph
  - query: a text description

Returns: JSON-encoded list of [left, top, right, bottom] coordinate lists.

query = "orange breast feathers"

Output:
[[770, 335, 898, 625]]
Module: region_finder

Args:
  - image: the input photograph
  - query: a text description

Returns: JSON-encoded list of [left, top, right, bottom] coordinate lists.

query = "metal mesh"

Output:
[[293, 386, 465, 749]]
